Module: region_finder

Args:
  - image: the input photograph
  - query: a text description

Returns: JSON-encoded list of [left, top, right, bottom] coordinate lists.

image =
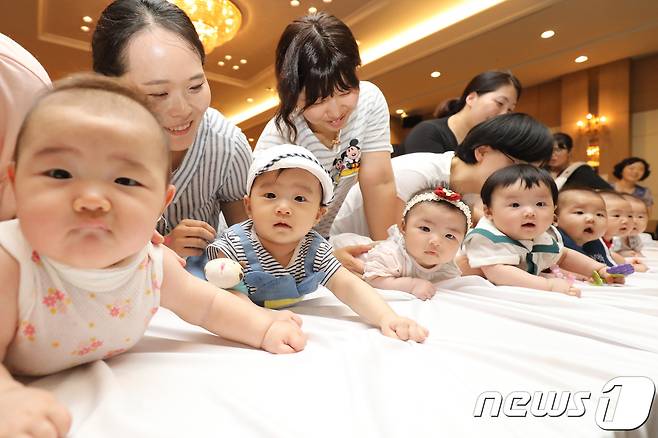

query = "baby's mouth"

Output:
[[274, 222, 292, 229], [583, 226, 594, 234], [521, 222, 536, 229]]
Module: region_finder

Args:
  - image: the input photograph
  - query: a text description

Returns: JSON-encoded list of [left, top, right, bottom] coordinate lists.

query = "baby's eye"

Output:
[[115, 177, 141, 187], [294, 195, 307, 202], [596, 213, 605, 217], [419, 226, 430, 233], [612, 214, 620, 218], [575, 210, 584, 215], [148, 92, 168, 99], [536, 201, 547, 207], [264, 192, 276, 199], [445, 233, 455, 240], [45, 169, 71, 179], [510, 202, 520, 208]]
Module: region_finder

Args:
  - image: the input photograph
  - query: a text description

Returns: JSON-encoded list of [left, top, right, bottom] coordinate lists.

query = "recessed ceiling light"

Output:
[[218, 61, 225, 66], [82, 16, 93, 23], [540, 30, 555, 39], [80, 25, 90, 32], [395, 109, 404, 114], [240, 59, 247, 64], [290, 0, 300, 6], [232, 65, 240, 70], [575, 55, 588, 63], [308, 6, 317, 13], [323, 0, 332, 3], [430, 71, 441, 78], [246, 98, 254, 103], [224, 55, 232, 60], [248, 138, 255, 142]]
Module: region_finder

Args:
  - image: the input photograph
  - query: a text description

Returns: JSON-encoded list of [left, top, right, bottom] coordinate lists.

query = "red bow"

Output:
[[434, 187, 462, 202]]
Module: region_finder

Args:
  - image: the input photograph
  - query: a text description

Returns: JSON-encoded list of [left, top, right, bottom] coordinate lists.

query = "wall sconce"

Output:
[[576, 113, 607, 169]]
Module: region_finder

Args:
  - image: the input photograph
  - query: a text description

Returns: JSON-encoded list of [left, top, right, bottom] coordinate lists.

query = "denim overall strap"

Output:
[[230, 223, 262, 271]]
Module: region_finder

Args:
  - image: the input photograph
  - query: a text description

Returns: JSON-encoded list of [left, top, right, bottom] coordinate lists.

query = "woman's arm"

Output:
[[359, 151, 400, 240]]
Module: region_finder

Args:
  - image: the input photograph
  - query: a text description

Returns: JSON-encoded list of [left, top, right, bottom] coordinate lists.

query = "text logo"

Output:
[[473, 376, 655, 431]]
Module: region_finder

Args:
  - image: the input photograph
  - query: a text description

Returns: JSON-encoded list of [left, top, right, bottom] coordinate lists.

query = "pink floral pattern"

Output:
[[31, 251, 42, 265], [21, 321, 36, 341], [42, 288, 71, 314], [107, 298, 133, 319], [71, 337, 103, 356]]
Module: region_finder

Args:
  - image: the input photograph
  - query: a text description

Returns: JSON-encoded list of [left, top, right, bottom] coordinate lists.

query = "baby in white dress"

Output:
[[363, 187, 472, 300]]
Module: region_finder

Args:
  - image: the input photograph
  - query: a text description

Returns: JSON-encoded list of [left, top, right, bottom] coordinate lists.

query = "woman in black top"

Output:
[[404, 70, 521, 154], [548, 132, 611, 190]]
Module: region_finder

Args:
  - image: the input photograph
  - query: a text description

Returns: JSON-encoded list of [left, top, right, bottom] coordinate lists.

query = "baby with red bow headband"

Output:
[[362, 187, 471, 300]]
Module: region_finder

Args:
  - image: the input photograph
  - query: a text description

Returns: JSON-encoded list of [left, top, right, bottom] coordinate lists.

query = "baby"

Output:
[[613, 194, 649, 257], [555, 187, 615, 267], [363, 187, 471, 300], [462, 165, 623, 297], [0, 75, 305, 436], [599, 191, 648, 271], [207, 144, 428, 342]]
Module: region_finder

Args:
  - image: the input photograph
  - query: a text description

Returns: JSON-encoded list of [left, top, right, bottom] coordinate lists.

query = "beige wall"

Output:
[[631, 109, 658, 220]]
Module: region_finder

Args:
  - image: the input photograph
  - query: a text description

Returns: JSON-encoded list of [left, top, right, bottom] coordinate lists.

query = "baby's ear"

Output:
[[483, 205, 493, 219], [315, 206, 327, 223], [243, 195, 253, 219]]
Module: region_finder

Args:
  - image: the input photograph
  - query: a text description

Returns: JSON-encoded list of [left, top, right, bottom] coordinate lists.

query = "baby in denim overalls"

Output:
[[207, 144, 428, 343]]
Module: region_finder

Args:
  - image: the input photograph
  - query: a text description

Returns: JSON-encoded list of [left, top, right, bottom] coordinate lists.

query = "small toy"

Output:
[[606, 263, 634, 277], [204, 258, 248, 293], [591, 270, 605, 286]]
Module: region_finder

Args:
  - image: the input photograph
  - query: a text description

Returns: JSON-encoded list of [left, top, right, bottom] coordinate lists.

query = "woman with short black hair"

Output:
[[613, 157, 653, 209]]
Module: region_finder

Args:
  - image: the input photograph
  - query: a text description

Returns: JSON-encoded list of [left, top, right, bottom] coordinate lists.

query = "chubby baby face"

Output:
[[556, 190, 607, 246], [402, 202, 466, 268]]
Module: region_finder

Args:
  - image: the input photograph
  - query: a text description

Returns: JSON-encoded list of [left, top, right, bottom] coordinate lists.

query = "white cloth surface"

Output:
[[25, 254, 658, 437]]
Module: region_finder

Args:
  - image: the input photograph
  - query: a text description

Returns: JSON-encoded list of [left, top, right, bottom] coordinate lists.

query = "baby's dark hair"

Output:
[[481, 164, 558, 207], [556, 186, 604, 214], [455, 113, 553, 166]]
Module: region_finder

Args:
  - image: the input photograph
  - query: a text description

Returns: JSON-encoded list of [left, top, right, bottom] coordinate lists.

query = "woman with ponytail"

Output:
[[404, 70, 521, 154]]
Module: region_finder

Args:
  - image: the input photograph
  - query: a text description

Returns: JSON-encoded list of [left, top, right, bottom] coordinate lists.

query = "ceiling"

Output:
[[3, 0, 658, 142]]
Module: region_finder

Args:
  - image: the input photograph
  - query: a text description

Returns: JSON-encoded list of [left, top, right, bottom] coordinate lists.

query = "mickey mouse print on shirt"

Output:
[[331, 139, 361, 185]]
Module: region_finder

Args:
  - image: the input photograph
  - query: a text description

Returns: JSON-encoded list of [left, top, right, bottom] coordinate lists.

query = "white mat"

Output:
[[26, 260, 658, 437]]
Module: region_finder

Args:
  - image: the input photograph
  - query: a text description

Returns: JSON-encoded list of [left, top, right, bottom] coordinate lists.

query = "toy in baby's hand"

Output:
[[607, 264, 634, 276], [204, 259, 248, 293], [591, 263, 635, 286]]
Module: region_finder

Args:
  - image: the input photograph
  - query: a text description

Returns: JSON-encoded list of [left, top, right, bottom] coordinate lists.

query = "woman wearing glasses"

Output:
[[547, 132, 611, 190]]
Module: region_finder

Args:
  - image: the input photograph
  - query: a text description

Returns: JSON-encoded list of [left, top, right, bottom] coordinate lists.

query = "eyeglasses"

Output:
[[501, 151, 530, 165], [552, 145, 568, 153]]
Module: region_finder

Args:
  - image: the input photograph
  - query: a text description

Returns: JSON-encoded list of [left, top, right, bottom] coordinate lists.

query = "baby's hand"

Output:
[[628, 258, 648, 273], [260, 320, 307, 354], [0, 383, 71, 437], [410, 279, 436, 300], [273, 309, 303, 328], [379, 315, 428, 343], [597, 267, 626, 285], [548, 278, 581, 297]]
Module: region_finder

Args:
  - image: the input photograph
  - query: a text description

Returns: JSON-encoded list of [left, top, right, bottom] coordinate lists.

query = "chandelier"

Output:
[[170, 0, 242, 54]]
